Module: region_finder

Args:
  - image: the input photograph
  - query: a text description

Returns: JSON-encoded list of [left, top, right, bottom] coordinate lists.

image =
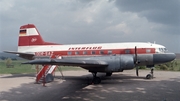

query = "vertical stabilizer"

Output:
[[18, 24, 59, 46]]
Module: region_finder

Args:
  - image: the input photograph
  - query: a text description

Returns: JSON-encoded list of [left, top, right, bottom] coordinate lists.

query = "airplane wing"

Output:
[[23, 58, 108, 67], [4, 51, 35, 60]]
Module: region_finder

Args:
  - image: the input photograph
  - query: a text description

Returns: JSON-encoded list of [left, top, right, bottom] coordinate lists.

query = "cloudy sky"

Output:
[[0, 0, 180, 52]]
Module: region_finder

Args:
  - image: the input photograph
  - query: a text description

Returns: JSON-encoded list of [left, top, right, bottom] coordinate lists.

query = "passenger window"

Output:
[[125, 49, 130, 54], [75, 51, 79, 55], [146, 49, 151, 53], [83, 51, 87, 55], [108, 50, 112, 54], [91, 51, 96, 55], [67, 51, 72, 55], [99, 50, 104, 54]]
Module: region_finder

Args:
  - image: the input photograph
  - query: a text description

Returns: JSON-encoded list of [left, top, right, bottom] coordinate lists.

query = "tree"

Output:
[[0, 56, 6, 60], [5, 58, 13, 68]]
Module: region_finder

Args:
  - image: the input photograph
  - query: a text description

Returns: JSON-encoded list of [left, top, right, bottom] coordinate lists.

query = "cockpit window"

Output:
[[158, 48, 168, 53]]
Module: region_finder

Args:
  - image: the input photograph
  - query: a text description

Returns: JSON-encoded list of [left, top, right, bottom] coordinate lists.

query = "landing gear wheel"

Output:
[[92, 77, 101, 84], [146, 74, 152, 79], [106, 72, 112, 76], [91, 72, 101, 84], [146, 67, 154, 79]]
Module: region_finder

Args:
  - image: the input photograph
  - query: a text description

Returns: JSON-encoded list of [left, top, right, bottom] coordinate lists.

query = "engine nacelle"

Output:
[[104, 55, 135, 72], [120, 55, 135, 70], [80, 55, 135, 72]]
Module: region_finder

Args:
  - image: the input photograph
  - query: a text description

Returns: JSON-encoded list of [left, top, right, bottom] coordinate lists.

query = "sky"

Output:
[[0, 0, 180, 53]]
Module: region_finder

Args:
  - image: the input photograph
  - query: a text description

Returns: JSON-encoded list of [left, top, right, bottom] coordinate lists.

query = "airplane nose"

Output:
[[153, 53, 176, 64]]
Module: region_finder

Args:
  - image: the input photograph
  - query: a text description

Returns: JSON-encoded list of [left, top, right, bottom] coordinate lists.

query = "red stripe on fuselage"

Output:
[[34, 48, 155, 57]]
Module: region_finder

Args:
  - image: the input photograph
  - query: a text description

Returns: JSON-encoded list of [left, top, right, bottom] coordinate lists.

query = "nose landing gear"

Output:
[[146, 67, 154, 79]]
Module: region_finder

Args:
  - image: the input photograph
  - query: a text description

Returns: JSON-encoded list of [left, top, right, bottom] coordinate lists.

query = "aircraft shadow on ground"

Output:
[[0, 73, 180, 101], [60, 76, 180, 101], [53, 73, 146, 85]]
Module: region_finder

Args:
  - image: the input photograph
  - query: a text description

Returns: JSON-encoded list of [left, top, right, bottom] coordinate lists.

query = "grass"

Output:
[[0, 59, 180, 74], [0, 60, 83, 74], [155, 59, 180, 71], [0, 60, 35, 74]]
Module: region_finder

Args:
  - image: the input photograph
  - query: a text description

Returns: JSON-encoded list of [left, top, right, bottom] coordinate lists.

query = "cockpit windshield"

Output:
[[156, 48, 168, 53]]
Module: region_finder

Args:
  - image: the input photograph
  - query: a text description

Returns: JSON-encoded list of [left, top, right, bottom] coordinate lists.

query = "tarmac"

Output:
[[0, 70, 180, 101]]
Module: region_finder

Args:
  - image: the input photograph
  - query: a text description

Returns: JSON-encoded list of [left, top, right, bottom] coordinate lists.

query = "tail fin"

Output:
[[18, 24, 59, 46]]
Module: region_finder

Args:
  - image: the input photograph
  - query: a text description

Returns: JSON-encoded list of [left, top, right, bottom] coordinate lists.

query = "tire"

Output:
[[106, 72, 112, 76], [146, 74, 152, 79], [93, 77, 101, 84]]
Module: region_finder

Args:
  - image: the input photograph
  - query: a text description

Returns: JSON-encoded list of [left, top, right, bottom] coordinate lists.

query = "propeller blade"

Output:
[[135, 46, 137, 63], [135, 46, 139, 76], [136, 66, 139, 76]]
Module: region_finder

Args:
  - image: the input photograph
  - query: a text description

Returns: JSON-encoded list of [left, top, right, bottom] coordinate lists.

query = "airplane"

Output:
[[5, 24, 176, 84]]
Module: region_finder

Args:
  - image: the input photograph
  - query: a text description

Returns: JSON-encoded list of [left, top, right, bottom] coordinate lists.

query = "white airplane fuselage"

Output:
[[18, 41, 175, 73], [8, 24, 176, 73]]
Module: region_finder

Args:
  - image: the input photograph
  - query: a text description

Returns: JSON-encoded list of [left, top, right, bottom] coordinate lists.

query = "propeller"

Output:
[[135, 46, 139, 76], [136, 66, 139, 76]]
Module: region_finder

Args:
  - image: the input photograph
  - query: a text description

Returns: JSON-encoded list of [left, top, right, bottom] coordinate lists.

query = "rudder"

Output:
[[18, 24, 45, 46], [18, 24, 59, 46]]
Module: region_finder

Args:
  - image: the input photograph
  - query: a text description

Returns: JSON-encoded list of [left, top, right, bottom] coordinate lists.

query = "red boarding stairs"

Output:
[[36, 55, 60, 84], [36, 65, 57, 83]]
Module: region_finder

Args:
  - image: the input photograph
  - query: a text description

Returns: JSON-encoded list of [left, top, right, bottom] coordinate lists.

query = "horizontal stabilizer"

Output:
[[4, 51, 35, 60]]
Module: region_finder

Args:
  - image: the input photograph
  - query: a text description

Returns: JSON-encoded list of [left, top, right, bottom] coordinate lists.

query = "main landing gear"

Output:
[[106, 72, 112, 76], [91, 72, 101, 84], [90, 72, 112, 84], [146, 67, 154, 79]]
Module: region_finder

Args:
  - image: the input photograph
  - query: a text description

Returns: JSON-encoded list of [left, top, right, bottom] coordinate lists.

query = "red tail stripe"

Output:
[[18, 24, 60, 46], [20, 24, 36, 29]]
